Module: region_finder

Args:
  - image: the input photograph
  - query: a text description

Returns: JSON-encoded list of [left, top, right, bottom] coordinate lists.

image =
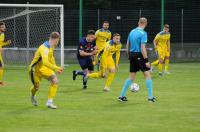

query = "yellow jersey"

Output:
[[95, 28, 111, 51], [102, 40, 122, 65], [29, 41, 61, 71], [0, 33, 9, 48], [154, 31, 170, 50]]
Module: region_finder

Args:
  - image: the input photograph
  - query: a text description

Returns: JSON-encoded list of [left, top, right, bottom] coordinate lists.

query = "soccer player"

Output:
[[118, 17, 156, 102], [86, 33, 122, 91], [95, 21, 112, 53], [151, 24, 171, 75], [29, 32, 63, 109], [72, 30, 97, 89], [0, 22, 12, 85], [95, 21, 112, 68]]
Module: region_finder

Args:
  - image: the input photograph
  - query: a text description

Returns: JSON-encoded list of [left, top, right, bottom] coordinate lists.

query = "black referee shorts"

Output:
[[129, 52, 150, 73]]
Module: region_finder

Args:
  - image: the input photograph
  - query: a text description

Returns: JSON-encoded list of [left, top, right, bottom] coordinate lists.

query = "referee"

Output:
[[118, 17, 156, 102]]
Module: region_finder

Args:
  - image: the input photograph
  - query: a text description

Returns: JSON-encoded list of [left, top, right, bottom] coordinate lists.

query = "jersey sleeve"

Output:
[[154, 33, 160, 42], [95, 30, 99, 38], [141, 32, 148, 44], [108, 32, 111, 41], [78, 41, 85, 51], [40, 47, 61, 71], [115, 44, 122, 65]]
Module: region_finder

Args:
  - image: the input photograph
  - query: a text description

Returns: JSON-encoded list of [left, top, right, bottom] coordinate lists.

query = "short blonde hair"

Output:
[[139, 17, 147, 24], [50, 32, 60, 39]]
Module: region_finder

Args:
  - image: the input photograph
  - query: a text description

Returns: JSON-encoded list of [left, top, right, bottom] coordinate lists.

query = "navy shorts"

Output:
[[78, 57, 94, 71]]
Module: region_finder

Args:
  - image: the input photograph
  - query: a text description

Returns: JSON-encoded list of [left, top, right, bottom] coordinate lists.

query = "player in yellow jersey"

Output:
[[151, 24, 171, 76], [95, 21, 112, 52], [85, 33, 121, 91], [29, 32, 63, 109], [0, 22, 12, 86], [95, 21, 111, 68]]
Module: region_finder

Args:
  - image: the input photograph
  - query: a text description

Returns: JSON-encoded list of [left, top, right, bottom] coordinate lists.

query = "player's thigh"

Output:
[[129, 53, 139, 73], [165, 51, 170, 59], [107, 58, 115, 73], [29, 69, 42, 88], [39, 67, 57, 83], [78, 58, 89, 70], [137, 58, 150, 72], [157, 49, 165, 63], [0, 55, 4, 68], [87, 58, 94, 71]]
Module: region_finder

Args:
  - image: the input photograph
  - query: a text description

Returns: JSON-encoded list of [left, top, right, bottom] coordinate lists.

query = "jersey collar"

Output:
[[44, 41, 51, 48]]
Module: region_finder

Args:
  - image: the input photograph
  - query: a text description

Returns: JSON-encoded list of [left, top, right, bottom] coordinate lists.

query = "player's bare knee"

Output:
[[144, 71, 151, 79], [34, 85, 39, 90], [159, 59, 164, 64], [49, 75, 59, 84], [110, 68, 116, 73]]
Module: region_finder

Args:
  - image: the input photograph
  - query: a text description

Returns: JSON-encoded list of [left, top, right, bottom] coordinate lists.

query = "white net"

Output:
[[0, 5, 63, 66]]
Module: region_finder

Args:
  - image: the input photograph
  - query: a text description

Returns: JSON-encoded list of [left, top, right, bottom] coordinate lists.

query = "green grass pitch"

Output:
[[0, 63, 199, 132]]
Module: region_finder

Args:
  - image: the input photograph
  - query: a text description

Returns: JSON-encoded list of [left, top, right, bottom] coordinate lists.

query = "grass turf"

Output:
[[0, 63, 199, 132]]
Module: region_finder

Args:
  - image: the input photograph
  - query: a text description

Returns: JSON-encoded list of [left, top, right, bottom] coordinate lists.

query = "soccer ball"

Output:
[[130, 83, 140, 92]]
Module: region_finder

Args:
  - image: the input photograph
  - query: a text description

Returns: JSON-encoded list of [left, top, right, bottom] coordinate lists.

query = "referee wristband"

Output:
[[144, 58, 149, 63]]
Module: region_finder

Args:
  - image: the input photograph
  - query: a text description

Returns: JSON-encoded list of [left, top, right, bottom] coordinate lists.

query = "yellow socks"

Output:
[[88, 72, 101, 78], [158, 63, 164, 73], [151, 60, 159, 67], [0, 68, 4, 82], [31, 86, 38, 96], [165, 59, 169, 72], [105, 73, 115, 88], [48, 84, 58, 100]]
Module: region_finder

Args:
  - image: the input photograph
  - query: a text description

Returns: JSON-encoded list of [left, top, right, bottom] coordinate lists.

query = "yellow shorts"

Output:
[[98, 57, 115, 76], [106, 57, 115, 69], [29, 66, 56, 86], [157, 49, 170, 60]]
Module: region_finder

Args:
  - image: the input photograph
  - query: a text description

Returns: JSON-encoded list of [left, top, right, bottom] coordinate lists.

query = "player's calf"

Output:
[[46, 75, 59, 109]]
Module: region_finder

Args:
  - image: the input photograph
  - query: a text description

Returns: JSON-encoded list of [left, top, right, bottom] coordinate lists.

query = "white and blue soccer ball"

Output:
[[130, 83, 140, 92]]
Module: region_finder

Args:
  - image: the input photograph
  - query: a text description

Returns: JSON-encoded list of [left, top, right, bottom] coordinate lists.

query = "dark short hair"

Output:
[[113, 33, 121, 38], [103, 21, 109, 24], [164, 24, 169, 28], [87, 30, 95, 35], [50, 32, 60, 39], [0, 22, 5, 26]]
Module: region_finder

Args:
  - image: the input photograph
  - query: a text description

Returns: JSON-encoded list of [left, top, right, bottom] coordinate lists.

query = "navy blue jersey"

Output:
[[77, 37, 96, 58]]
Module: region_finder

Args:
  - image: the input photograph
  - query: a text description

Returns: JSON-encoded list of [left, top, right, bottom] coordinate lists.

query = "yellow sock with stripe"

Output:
[[151, 60, 159, 67], [48, 84, 58, 100], [158, 63, 163, 73], [31, 86, 38, 96], [0, 69, 4, 82], [88, 72, 101, 78], [105, 73, 115, 88], [165, 59, 169, 71]]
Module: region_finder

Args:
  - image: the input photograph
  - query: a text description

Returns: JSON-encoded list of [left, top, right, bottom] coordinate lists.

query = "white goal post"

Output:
[[0, 3, 64, 67]]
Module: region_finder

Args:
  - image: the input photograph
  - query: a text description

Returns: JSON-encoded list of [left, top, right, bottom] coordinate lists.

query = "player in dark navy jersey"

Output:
[[73, 30, 97, 89]]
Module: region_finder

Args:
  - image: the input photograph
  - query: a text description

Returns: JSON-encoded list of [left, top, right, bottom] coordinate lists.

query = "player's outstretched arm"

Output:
[[0, 40, 12, 47], [79, 50, 94, 56]]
